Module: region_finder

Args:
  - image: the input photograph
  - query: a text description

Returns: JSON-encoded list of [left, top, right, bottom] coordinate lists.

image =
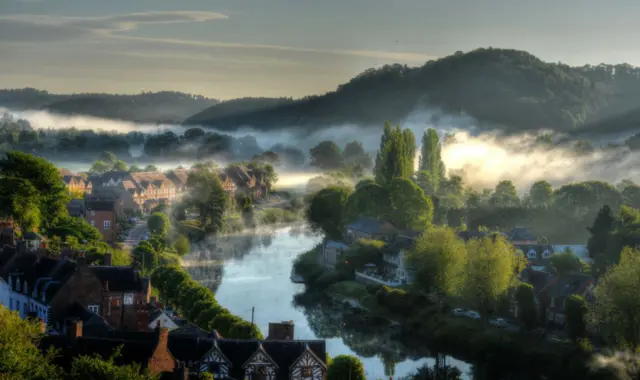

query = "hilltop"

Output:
[[183, 48, 640, 134], [0, 89, 218, 124]]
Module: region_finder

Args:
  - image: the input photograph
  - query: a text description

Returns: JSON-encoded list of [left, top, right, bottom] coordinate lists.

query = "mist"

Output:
[[3, 106, 638, 193]]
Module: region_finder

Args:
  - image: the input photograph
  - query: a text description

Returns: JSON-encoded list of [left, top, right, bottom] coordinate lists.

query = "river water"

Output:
[[184, 225, 472, 379]]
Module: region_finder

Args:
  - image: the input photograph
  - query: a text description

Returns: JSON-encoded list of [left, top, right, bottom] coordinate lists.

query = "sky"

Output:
[[1, 0, 639, 99]]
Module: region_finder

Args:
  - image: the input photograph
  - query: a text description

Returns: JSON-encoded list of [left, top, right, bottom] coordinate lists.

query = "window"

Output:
[[104, 220, 111, 230], [124, 293, 134, 305], [527, 250, 537, 259], [88, 305, 99, 314], [90, 220, 95, 226], [542, 250, 552, 258], [301, 367, 313, 377], [91, 211, 95, 216]]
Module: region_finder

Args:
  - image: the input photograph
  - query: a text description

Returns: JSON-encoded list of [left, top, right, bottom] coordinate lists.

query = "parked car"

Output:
[[489, 318, 508, 328], [451, 308, 467, 317], [466, 311, 481, 320]]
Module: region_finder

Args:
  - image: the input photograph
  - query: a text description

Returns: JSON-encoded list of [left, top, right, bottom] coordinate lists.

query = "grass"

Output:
[[159, 250, 182, 266], [326, 281, 369, 300]]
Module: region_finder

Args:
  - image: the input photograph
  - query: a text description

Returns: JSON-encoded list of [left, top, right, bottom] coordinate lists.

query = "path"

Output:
[[122, 222, 148, 251]]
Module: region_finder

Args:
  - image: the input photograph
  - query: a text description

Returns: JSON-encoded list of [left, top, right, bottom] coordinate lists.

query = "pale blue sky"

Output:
[[0, 0, 638, 99]]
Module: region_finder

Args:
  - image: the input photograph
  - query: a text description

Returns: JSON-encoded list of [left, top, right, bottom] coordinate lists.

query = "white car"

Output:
[[466, 311, 481, 320], [451, 308, 467, 317], [490, 318, 508, 328]]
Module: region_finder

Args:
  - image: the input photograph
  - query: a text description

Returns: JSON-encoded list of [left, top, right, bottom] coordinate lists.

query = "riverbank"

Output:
[[292, 248, 594, 379]]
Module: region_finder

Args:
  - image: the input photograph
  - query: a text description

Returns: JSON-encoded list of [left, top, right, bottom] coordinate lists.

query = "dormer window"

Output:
[[527, 250, 537, 259], [542, 250, 552, 259]]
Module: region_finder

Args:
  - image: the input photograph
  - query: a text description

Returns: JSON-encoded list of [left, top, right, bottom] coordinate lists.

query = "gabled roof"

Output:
[[385, 235, 415, 254], [541, 273, 594, 300], [324, 240, 348, 250], [165, 169, 191, 187], [86, 198, 116, 212], [91, 266, 147, 292], [508, 226, 537, 242], [59, 168, 73, 177], [346, 216, 396, 235], [242, 343, 279, 369]]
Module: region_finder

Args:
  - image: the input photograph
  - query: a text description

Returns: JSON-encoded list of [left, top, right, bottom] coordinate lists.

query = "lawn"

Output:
[[326, 281, 369, 301]]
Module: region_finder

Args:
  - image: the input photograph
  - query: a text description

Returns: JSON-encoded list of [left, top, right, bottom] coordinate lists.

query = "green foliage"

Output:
[[343, 182, 391, 221], [463, 234, 525, 322], [147, 212, 169, 236], [418, 128, 446, 194], [529, 180, 554, 207], [326, 355, 366, 380], [343, 140, 373, 169], [185, 168, 227, 234], [197, 373, 215, 380], [515, 283, 537, 330], [490, 180, 520, 208], [549, 249, 583, 275], [408, 227, 466, 298], [133, 244, 158, 274], [151, 265, 261, 339], [593, 247, 640, 347], [292, 247, 326, 286], [0, 306, 64, 380], [309, 140, 344, 170], [565, 294, 588, 341], [173, 234, 191, 256], [69, 348, 158, 380], [306, 186, 352, 240], [387, 177, 433, 230], [374, 124, 414, 186], [0, 151, 70, 229]]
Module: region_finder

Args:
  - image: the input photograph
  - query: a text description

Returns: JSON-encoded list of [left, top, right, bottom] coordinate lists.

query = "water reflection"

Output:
[[184, 225, 472, 379]]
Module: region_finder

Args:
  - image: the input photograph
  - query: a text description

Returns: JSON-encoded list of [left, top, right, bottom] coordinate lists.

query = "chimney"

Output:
[[103, 281, 109, 291], [156, 327, 169, 351], [68, 320, 83, 340], [267, 320, 295, 340], [150, 296, 157, 306], [104, 252, 112, 266]]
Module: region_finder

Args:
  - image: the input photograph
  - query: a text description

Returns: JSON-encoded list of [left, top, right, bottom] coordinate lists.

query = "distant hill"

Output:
[[182, 48, 640, 134], [0, 88, 218, 124], [184, 97, 295, 126]]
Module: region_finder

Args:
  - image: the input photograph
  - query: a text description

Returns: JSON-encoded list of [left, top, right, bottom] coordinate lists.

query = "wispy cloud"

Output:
[[0, 11, 435, 62]]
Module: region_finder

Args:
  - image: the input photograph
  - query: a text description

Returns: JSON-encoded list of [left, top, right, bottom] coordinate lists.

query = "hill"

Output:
[[0, 88, 218, 124], [184, 97, 295, 126], [182, 48, 640, 134]]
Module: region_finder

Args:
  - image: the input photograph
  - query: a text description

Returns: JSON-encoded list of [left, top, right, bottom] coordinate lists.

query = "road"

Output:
[[122, 222, 148, 251]]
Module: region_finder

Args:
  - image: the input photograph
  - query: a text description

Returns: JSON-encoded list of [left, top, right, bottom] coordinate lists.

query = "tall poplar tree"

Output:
[[374, 124, 414, 186], [418, 128, 446, 193]]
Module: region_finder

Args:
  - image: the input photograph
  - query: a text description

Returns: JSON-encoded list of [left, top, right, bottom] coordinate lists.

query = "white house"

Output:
[[355, 235, 416, 287], [149, 310, 179, 331], [0, 277, 10, 309]]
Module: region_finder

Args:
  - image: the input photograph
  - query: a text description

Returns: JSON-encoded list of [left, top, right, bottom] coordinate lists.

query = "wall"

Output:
[[0, 279, 9, 309], [86, 210, 116, 242]]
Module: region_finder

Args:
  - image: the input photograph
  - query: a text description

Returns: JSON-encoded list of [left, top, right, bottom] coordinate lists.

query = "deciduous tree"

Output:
[[306, 186, 351, 240], [326, 355, 366, 380], [515, 283, 537, 329], [529, 180, 554, 207], [565, 294, 588, 341]]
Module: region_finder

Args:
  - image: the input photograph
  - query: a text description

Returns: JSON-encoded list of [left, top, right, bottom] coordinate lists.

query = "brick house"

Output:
[[50, 255, 151, 331], [85, 198, 118, 243], [538, 273, 595, 326], [165, 169, 192, 199], [41, 322, 178, 377]]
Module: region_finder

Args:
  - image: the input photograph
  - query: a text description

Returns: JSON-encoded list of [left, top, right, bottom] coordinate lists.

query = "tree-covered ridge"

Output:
[[181, 48, 640, 133], [183, 97, 295, 125], [0, 88, 218, 124]]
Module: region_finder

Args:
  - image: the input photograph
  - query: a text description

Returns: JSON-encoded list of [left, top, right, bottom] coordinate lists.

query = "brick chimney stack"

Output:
[[104, 252, 112, 266], [156, 327, 169, 350], [68, 320, 83, 340], [267, 320, 295, 340], [40, 320, 47, 334]]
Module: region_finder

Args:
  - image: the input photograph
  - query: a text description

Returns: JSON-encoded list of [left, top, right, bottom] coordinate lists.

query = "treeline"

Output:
[[177, 48, 640, 134], [150, 264, 262, 339], [0, 88, 218, 124]]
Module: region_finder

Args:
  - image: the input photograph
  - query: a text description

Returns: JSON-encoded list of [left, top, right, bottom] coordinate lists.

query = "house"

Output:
[[67, 199, 86, 218], [41, 322, 177, 377], [539, 273, 595, 326], [149, 309, 180, 331], [225, 164, 265, 200], [85, 197, 118, 243], [344, 216, 398, 244], [514, 244, 555, 273], [355, 234, 416, 287], [165, 169, 192, 198], [46, 320, 328, 380], [60, 169, 92, 194], [91, 171, 177, 213], [50, 254, 151, 332], [91, 186, 136, 215], [218, 170, 238, 196], [318, 240, 348, 269], [507, 226, 538, 245]]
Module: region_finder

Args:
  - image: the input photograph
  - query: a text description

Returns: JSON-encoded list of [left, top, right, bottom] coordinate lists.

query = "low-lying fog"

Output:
[[3, 106, 640, 191]]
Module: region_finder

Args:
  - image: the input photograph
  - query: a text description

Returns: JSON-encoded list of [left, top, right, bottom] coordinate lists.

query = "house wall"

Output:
[[149, 313, 179, 330], [50, 262, 103, 321], [321, 243, 345, 268], [86, 210, 116, 243], [148, 328, 176, 375], [0, 279, 10, 309], [9, 290, 29, 319]]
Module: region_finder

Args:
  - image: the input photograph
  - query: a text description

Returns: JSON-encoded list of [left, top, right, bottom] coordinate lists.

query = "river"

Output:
[[183, 225, 472, 379]]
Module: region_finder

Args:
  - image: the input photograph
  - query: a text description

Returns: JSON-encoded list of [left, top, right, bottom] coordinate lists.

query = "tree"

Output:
[[0, 306, 64, 380], [587, 205, 615, 275], [69, 348, 158, 380], [309, 141, 344, 170], [129, 164, 143, 173], [184, 127, 206, 141], [343, 141, 372, 170], [419, 128, 446, 193], [408, 227, 466, 302], [515, 283, 537, 329], [0, 151, 70, 228], [343, 182, 390, 221], [490, 180, 520, 207], [113, 160, 128, 171], [147, 212, 169, 236], [0, 177, 41, 232], [173, 235, 190, 256], [463, 234, 524, 322], [593, 247, 640, 347], [374, 125, 413, 186], [529, 180, 554, 207], [197, 373, 214, 380], [387, 177, 433, 230], [403, 128, 416, 171], [326, 355, 365, 380], [144, 164, 159, 172], [565, 294, 588, 341], [185, 169, 227, 233], [98, 151, 117, 164], [549, 249, 583, 274], [90, 160, 111, 174], [437, 175, 465, 209], [306, 187, 351, 240], [133, 244, 158, 274]]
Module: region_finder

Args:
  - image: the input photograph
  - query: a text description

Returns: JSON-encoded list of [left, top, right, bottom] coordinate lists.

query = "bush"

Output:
[[327, 281, 369, 300], [148, 212, 169, 236], [173, 234, 191, 256]]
